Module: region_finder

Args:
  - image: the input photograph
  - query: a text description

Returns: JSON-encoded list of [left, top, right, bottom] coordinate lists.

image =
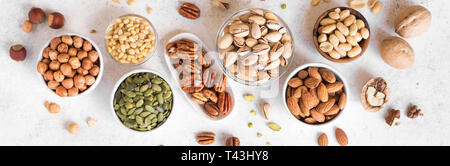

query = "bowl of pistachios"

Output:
[[111, 69, 174, 132]]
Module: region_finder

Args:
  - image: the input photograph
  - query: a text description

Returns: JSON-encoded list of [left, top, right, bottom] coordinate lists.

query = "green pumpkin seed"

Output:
[[140, 111, 151, 117], [136, 116, 143, 125], [268, 123, 281, 131], [136, 99, 144, 108], [140, 85, 149, 92], [152, 84, 161, 92], [157, 113, 164, 122], [134, 108, 144, 115], [152, 78, 163, 84]]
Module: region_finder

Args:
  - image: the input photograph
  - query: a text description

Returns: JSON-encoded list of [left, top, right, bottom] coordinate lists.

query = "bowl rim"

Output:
[[215, 8, 295, 87], [282, 62, 349, 126], [104, 14, 158, 65], [109, 68, 175, 133], [36, 33, 104, 99], [312, 7, 371, 63], [162, 32, 237, 121]]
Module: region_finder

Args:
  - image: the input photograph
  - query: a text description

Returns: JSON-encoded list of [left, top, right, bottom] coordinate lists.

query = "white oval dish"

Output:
[[37, 33, 104, 99], [163, 32, 236, 121], [110, 69, 175, 133], [282, 63, 349, 126]]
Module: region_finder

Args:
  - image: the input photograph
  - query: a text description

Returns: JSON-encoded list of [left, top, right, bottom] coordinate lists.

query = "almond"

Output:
[[318, 133, 328, 146], [287, 97, 301, 116], [317, 83, 328, 102], [325, 104, 340, 115], [335, 128, 348, 146], [338, 92, 347, 109], [304, 117, 317, 124], [293, 87, 303, 98], [297, 70, 309, 79], [304, 77, 321, 89], [288, 77, 303, 88], [301, 90, 316, 109], [316, 98, 336, 113], [310, 88, 320, 107], [310, 109, 325, 123], [299, 101, 311, 117], [308, 67, 322, 81], [326, 81, 343, 93], [319, 68, 336, 83]]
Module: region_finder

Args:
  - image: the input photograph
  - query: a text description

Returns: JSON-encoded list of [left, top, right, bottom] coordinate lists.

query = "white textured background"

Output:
[[0, 0, 448, 146]]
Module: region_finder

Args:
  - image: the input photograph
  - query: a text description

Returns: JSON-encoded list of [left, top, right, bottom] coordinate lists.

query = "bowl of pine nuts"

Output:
[[105, 14, 157, 64]]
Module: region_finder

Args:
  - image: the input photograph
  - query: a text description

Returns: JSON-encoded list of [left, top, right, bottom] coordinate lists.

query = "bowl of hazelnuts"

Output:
[[36, 33, 104, 97]]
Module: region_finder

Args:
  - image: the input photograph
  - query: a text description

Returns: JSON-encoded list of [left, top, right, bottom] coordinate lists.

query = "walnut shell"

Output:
[[380, 36, 414, 69], [394, 5, 431, 38], [360, 77, 390, 112]]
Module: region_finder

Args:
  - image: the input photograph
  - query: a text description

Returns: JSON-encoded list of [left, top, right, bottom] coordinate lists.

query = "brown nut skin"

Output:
[[68, 48, 77, 56], [61, 35, 73, 45], [22, 20, 33, 33], [53, 71, 65, 82], [82, 58, 93, 70], [57, 53, 70, 63], [57, 43, 69, 53], [69, 57, 81, 69], [77, 50, 88, 60], [55, 86, 68, 97], [28, 7, 46, 24], [67, 87, 79, 96], [380, 36, 414, 69], [67, 123, 79, 134], [88, 50, 99, 62], [82, 41, 92, 52], [48, 12, 65, 29], [42, 47, 51, 58], [37, 62, 48, 74], [48, 60, 60, 71], [60, 64, 73, 76], [61, 78, 74, 89], [10, 45, 27, 61], [47, 80, 60, 90], [73, 36, 83, 48], [50, 37, 61, 50], [395, 5, 432, 38], [225, 137, 240, 146], [49, 50, 59, 60], [73, 75, 86, 89], [43, 70, 54, 81], [77, 67, 89, 75], [89, 65, 100, 76], [41, 58, 51, 64], [84, 75, 96, 86], [48, 103, 60, 114]]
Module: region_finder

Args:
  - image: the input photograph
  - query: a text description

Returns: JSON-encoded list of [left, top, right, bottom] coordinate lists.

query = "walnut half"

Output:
[[386, 109, 400, 126], [407, 105, 423, 119]]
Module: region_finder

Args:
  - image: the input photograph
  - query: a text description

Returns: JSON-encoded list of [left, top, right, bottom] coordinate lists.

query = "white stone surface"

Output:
[[0, 0, 448, 146]]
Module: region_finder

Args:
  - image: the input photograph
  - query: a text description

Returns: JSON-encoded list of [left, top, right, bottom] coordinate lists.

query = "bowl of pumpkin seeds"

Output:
[[111, 69, 174, 132]]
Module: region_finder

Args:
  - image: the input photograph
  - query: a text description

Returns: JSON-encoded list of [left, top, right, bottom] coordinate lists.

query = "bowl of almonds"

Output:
[[283, 63, 348, 125], [313, 7, 370, 63], [216, 8, 294, 86]]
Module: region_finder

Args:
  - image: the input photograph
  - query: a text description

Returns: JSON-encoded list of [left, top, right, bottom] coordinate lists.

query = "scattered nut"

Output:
[[48, 12, 65, 29], [407, 105, 423, 119], [257, 133, 263, 138], [244, 94, 255, 102], [318, 133, 328, 146], [386, 109, 400, 126], [260, 102, 272, 120], [87, 117, 98, 127], [212, 0, 230, 10], [311, 0, 320, 6], [146, 7, 153, 15], [248, 122, 254, 128], [22, 20, 33, 33], [67, 123, 79, 134], [371, 1, 383, 14], [348, 0, 366, 9], [361, 77, 389, 112], [196, 132, 215, 145], [380, 36, 414, 69], [178, 2, 200, 19], [127, 0, 135, 6], [394, 5, 432, 38], [48, 103, 61, 114], [10, 44, 27, 61], [28, 7, 46, 24], [335, 128, 348, 146], [225, 136, 240, 146]]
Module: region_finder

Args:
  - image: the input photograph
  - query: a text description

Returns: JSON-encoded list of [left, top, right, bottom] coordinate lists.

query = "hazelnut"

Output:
[[9, 44, 27, 61], [67, 87, 79, 96], [60, 64, 73, 76], [57, 53, 70, 63], [68, 57, 81, 69], [22, 20, 33, 33], [85, 75, 96, 86], [66, 69, 76, 78], [48, 12, 65, 29], [57, 43, 69, 53], [87, 117, 98, 127], [82, 58, 93, 70], [53, 70, 65, 82], [79, 84, 88, 92], [50, 37, 61, 50], [77, 50, 88, 60], [44, 70, 54, 81], [67, 123, 79, 134], [68, 48, 77, 56], [61, 35, 73, 45], [88, 50, 99, 62], [74, 75, 86, 89], [47, 80, 60, 90], [89, 65, 100, 76], [28, 7, 46, 24], [42, 58, 51, 64], [42, 47, 51, 58], [83, 40, 93, 51], [48, 103, 60, 114], [56, 86, 68, 97], [73, 36, 83, 48], [49, 49, 59, 60], [62, 78, 74, 89], [37, 62, 48, 75], [77, 68, 89, 75], [49, 60, 60, 70]]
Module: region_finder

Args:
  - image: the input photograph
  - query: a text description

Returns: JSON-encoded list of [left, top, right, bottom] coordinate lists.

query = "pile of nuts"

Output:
[[22, 7, 65, 33], [286, 67, 346, 124], [106, 15, 156, 64], [113, 72, 173, 131], [37, 35, 101, 97], [217, 8, 293, 84], [166, 39, 233, 120], [316, 8, 370, 59], [196, 131, 240, 146], [360, 77, 389, 112]]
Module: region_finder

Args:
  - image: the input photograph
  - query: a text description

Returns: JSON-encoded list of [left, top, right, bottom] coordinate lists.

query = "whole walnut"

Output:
[[395, 5, 432, 38]]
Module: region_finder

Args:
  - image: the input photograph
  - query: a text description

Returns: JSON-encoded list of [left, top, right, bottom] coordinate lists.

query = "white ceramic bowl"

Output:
[[282, 63, 349, 126], [163, 32, 236, 121], [110, 69, 175, 133], [37, 33, 104, 98]]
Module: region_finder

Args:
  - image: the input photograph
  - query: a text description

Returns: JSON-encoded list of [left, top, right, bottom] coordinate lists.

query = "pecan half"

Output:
[[202, 89, 218, 103], [191, 92, 208, 104], [218, 91, 232, 115], [214, 75, 227, 93], [178, 2, 200, 19], [225, 136, 240, 146], [204, 102, 220, 118], [202, 68, 217, 88], [196, 132, 215, 145]]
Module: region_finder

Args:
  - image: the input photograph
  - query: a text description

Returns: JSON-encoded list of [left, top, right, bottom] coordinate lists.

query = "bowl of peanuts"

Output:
[[313, 7, 370, 63], [105, 14, 157, 64]]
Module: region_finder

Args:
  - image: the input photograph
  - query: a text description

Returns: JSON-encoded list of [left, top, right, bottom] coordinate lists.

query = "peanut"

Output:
[[372, 1, 383, 14]]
